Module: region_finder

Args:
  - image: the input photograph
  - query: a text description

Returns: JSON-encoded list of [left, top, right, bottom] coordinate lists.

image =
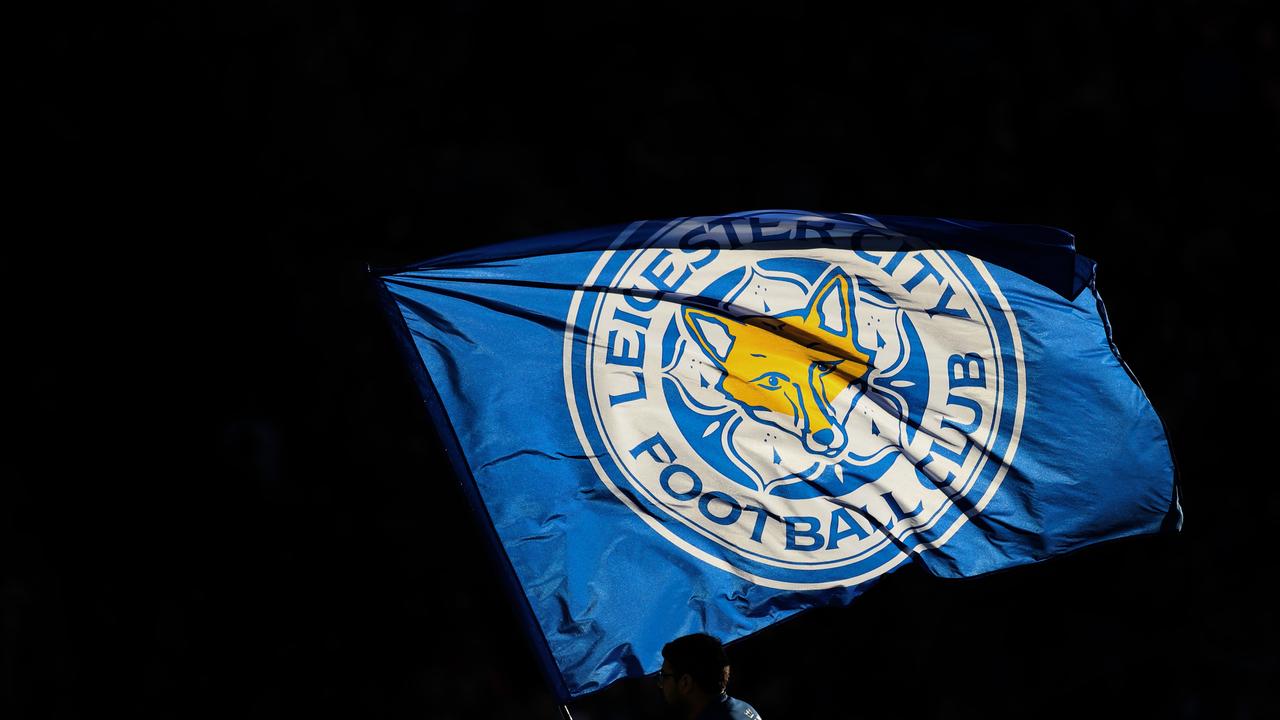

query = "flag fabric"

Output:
[[372, 209, 1180, 700]]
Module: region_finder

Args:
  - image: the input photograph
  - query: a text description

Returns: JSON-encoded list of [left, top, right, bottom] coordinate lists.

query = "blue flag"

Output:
[[373, 210, 1180, 700]]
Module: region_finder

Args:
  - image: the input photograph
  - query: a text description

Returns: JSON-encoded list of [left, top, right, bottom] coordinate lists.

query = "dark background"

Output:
[[8, 1, 1278, 718]]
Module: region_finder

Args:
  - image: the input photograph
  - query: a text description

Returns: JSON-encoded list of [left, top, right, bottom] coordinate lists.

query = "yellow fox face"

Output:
[[684, 272, 871, 457]]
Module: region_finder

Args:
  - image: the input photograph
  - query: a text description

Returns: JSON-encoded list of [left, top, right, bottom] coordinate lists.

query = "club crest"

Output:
[[564, 213, 1025, 588]]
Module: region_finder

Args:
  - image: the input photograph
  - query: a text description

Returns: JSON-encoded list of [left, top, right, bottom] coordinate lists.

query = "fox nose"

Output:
[[805, 424, 847, 456]]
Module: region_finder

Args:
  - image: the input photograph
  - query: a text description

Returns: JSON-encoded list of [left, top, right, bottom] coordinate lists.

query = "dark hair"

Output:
[[661, 633, 729, 693]]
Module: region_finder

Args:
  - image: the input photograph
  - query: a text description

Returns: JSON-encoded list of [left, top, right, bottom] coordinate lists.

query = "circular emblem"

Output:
[[564, 213, 1025, 589]]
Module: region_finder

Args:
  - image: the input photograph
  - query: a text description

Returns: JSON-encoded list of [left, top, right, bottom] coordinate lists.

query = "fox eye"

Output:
[[814, 361, 839, 373], [755, 373, 786, 390]]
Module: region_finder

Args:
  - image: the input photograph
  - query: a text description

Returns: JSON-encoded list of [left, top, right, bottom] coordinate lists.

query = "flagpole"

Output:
[[558, 703, 574, 720]]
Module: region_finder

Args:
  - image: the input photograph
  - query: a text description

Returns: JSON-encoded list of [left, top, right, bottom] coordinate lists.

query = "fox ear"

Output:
[[683, 308, 738, 366], [806, 272, 853, 339]]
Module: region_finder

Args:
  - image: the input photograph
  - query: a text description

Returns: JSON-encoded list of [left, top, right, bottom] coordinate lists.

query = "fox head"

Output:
[[683, 271, 871, 457]]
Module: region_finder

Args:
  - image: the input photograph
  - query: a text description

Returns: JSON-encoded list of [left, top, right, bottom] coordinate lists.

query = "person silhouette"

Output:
[[657, 633, 761, 720]]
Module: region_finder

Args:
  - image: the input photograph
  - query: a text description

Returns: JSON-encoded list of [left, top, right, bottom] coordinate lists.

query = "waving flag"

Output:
[[373, 210, 1180, 700]]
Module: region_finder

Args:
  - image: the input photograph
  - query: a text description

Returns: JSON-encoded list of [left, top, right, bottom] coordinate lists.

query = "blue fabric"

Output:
[[374, 210, 1179, 701]]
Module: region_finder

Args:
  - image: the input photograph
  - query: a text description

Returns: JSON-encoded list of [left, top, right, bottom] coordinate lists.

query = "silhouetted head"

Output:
[[658, 633, 731, 714]]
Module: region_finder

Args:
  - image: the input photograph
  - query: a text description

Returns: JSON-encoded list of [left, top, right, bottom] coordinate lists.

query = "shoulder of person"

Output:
[[727, 695, 761, 720]]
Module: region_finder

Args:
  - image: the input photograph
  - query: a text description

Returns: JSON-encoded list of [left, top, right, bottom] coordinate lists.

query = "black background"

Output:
[[9, 2, 1278, 718]]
